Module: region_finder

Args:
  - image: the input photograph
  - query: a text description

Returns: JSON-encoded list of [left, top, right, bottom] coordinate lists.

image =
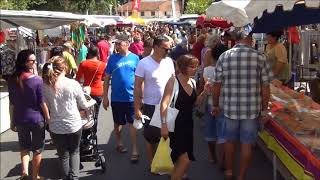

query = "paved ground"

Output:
[[0, 103, 283, 180]]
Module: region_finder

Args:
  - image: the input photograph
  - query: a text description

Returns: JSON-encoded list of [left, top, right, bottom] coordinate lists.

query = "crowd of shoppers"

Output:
[[7, 24, 276, 180]]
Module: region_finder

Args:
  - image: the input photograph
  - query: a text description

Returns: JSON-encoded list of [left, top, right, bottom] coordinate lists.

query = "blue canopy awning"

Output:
[[252, 3, 320, 33]]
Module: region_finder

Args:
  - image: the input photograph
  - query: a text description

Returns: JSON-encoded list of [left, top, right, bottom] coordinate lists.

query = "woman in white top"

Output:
[[42, 56, 95, 180]]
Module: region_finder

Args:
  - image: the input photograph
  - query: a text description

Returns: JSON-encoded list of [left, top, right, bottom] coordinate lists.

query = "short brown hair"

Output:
[[176, 54, 199, 75]]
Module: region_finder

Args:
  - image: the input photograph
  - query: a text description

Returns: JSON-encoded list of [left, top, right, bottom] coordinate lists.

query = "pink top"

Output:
[[97, 40, 110, 63], [129, 41, 144, 56]]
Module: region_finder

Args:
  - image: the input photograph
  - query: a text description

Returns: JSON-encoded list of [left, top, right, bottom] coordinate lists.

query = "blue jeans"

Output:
[[224, 116, 258, 144]]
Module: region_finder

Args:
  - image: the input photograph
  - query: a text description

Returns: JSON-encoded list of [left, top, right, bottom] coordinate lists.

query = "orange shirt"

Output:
[[76, 60, 107, 96]]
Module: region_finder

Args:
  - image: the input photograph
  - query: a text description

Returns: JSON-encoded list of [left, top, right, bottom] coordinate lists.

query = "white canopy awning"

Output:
[[83, 15, 117, 27], [0, 10, 84, 30], [206, 0, 250, 27]]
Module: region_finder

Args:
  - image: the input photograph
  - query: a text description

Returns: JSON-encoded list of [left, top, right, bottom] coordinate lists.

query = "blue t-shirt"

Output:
[[105, 52, 139, 102]]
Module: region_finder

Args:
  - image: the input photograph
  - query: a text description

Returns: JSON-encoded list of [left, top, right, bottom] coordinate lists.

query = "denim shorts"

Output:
[[224, 116, 258, 144], [204, 110, 226, 144], [111, 102, 135, 125], [16, 121, 45, 154]]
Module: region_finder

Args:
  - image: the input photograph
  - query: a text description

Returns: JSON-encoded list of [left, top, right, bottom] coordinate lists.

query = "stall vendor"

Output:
[[265, 31, 290, 85]]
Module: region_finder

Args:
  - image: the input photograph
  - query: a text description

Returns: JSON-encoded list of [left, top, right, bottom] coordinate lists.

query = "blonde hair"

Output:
[[42, 56, 67, 91], [206, 34, 220, 48]]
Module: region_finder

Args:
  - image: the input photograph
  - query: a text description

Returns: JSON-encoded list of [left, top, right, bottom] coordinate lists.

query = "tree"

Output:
[[0, 0, 46, 10], [185, 0, 213, 14], [1, 0, 114, 15]]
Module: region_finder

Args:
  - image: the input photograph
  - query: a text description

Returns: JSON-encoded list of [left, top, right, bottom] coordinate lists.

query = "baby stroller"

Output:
[[79, 93, 107, 173]]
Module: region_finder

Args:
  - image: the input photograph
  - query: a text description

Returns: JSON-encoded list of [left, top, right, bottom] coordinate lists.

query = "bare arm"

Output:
[[212, 82, 222, 116], [40, 102, 50, 122], [195, 83, 210, 106], [102, 74, 111, 110], [212, 82, 222, 107], [134, 75, 144, 119], [261, 84, 270, 111], [160, 76, 175, 124]]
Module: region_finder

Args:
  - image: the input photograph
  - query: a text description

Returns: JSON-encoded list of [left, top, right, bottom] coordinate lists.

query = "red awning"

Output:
[[196, 15, 232, 29]]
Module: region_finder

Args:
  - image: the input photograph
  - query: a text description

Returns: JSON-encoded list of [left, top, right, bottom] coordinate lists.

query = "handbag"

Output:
[[83, 61, 101, 94], [150, 77, 179, 132]]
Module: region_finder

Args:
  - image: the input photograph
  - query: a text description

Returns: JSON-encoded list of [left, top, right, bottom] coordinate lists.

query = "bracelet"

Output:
[[161, 119, 167, 124]]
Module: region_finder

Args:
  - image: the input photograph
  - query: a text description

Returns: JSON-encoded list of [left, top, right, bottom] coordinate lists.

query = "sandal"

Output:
[[33, 176, 45, 180], [130, 154, 139, 163], [116, 145, 128, 153], [224, 170, 235, 180], [19, 175, 29, 180]]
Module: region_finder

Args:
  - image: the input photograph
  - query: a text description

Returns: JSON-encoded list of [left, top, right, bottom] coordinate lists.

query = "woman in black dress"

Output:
[[160, 54, 210, 180]]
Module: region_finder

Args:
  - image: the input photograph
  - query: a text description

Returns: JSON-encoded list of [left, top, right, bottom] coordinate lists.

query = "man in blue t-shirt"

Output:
[[103, 34, 140, 163]]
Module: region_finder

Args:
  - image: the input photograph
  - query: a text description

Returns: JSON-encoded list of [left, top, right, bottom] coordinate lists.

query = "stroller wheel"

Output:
[[79, 163, 84, 170], [100, 155, 107, 173]]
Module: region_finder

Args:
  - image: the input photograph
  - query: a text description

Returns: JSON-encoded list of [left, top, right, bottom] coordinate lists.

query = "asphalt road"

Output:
[[0, 102, 283, 180]]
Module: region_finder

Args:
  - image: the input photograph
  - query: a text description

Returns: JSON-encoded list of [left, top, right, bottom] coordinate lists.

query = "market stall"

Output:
[[195, 15, 232, 29], [205, 1, 320, 180], [0, 10, 84, 133], [261, 84, 320, 180]]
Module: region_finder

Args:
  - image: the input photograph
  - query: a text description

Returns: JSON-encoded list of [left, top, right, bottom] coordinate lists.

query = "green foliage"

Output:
[[185, 0, 213, 14], [0, 0, 46, 10], [0, 0, 115, 15]]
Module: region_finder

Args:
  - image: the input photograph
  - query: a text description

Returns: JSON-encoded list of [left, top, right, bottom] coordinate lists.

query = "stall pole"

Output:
[[15, 26, 19, 55], [288, 30, 292, 81], [273, 153, 277, 180]]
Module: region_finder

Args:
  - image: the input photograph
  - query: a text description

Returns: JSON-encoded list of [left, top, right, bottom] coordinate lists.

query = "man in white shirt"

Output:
[[134, 36, 175, 167]]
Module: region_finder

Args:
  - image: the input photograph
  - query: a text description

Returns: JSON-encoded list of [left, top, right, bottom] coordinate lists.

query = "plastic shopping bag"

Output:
[[151, 137, 174, 174]]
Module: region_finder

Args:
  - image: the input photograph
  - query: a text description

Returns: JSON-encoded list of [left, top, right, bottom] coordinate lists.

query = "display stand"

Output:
[[257, 137, 296, 180], [0, 89, 10, 133]]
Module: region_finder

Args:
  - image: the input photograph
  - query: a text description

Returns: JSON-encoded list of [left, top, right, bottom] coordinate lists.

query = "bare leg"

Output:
[[224, 141, 236, 178], [146, 142, 156, 166], [238, 143, 253, 180], [171, 153, 190, 180], [129, 124, 138, 155], [207, 141, 216, 163], [216, 143, 225, 169], [21, 150, 30, 177], [31, 153, 42, 180], [114, 124, 123, 147]]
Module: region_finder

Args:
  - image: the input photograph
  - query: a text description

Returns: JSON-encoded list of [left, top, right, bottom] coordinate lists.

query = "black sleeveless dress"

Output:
[[169, 78, 197, 163]]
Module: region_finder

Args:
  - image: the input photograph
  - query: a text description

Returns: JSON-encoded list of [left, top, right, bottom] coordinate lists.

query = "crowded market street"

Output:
[[0, 99, 280, 180]]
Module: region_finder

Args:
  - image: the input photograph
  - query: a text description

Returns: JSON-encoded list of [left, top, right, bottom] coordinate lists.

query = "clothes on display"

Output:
[[0, 45, 15, 76]]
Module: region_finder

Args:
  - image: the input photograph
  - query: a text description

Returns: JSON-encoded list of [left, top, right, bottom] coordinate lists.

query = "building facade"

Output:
[[118, 0, 182, 19]]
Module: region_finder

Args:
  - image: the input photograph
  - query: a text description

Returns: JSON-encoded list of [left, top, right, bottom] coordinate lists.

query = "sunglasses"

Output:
[[161, 47, 171, 53]]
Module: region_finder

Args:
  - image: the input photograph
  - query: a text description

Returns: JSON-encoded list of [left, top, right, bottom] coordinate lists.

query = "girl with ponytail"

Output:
[[42, 56, 96, 180], [8, 49, 50, 180]]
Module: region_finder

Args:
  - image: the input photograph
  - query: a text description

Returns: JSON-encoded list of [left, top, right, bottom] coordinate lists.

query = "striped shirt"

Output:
[[214, 44, 273, 120]]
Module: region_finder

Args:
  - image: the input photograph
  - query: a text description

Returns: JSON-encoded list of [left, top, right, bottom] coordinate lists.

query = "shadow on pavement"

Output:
[[0, 141, 20, 152]]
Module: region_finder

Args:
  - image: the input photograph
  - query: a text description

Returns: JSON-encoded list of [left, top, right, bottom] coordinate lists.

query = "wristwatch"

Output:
[[161, 119, 167, 124]]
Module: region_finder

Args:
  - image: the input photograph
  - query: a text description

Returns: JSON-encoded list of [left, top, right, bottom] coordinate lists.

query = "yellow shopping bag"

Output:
[[151, 137, 174, 174]]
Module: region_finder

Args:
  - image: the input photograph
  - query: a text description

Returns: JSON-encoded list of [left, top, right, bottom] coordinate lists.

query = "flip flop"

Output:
[[19, 175, 28, 180], [116, 145, 128, 153], [130, 154, 139, 163]]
